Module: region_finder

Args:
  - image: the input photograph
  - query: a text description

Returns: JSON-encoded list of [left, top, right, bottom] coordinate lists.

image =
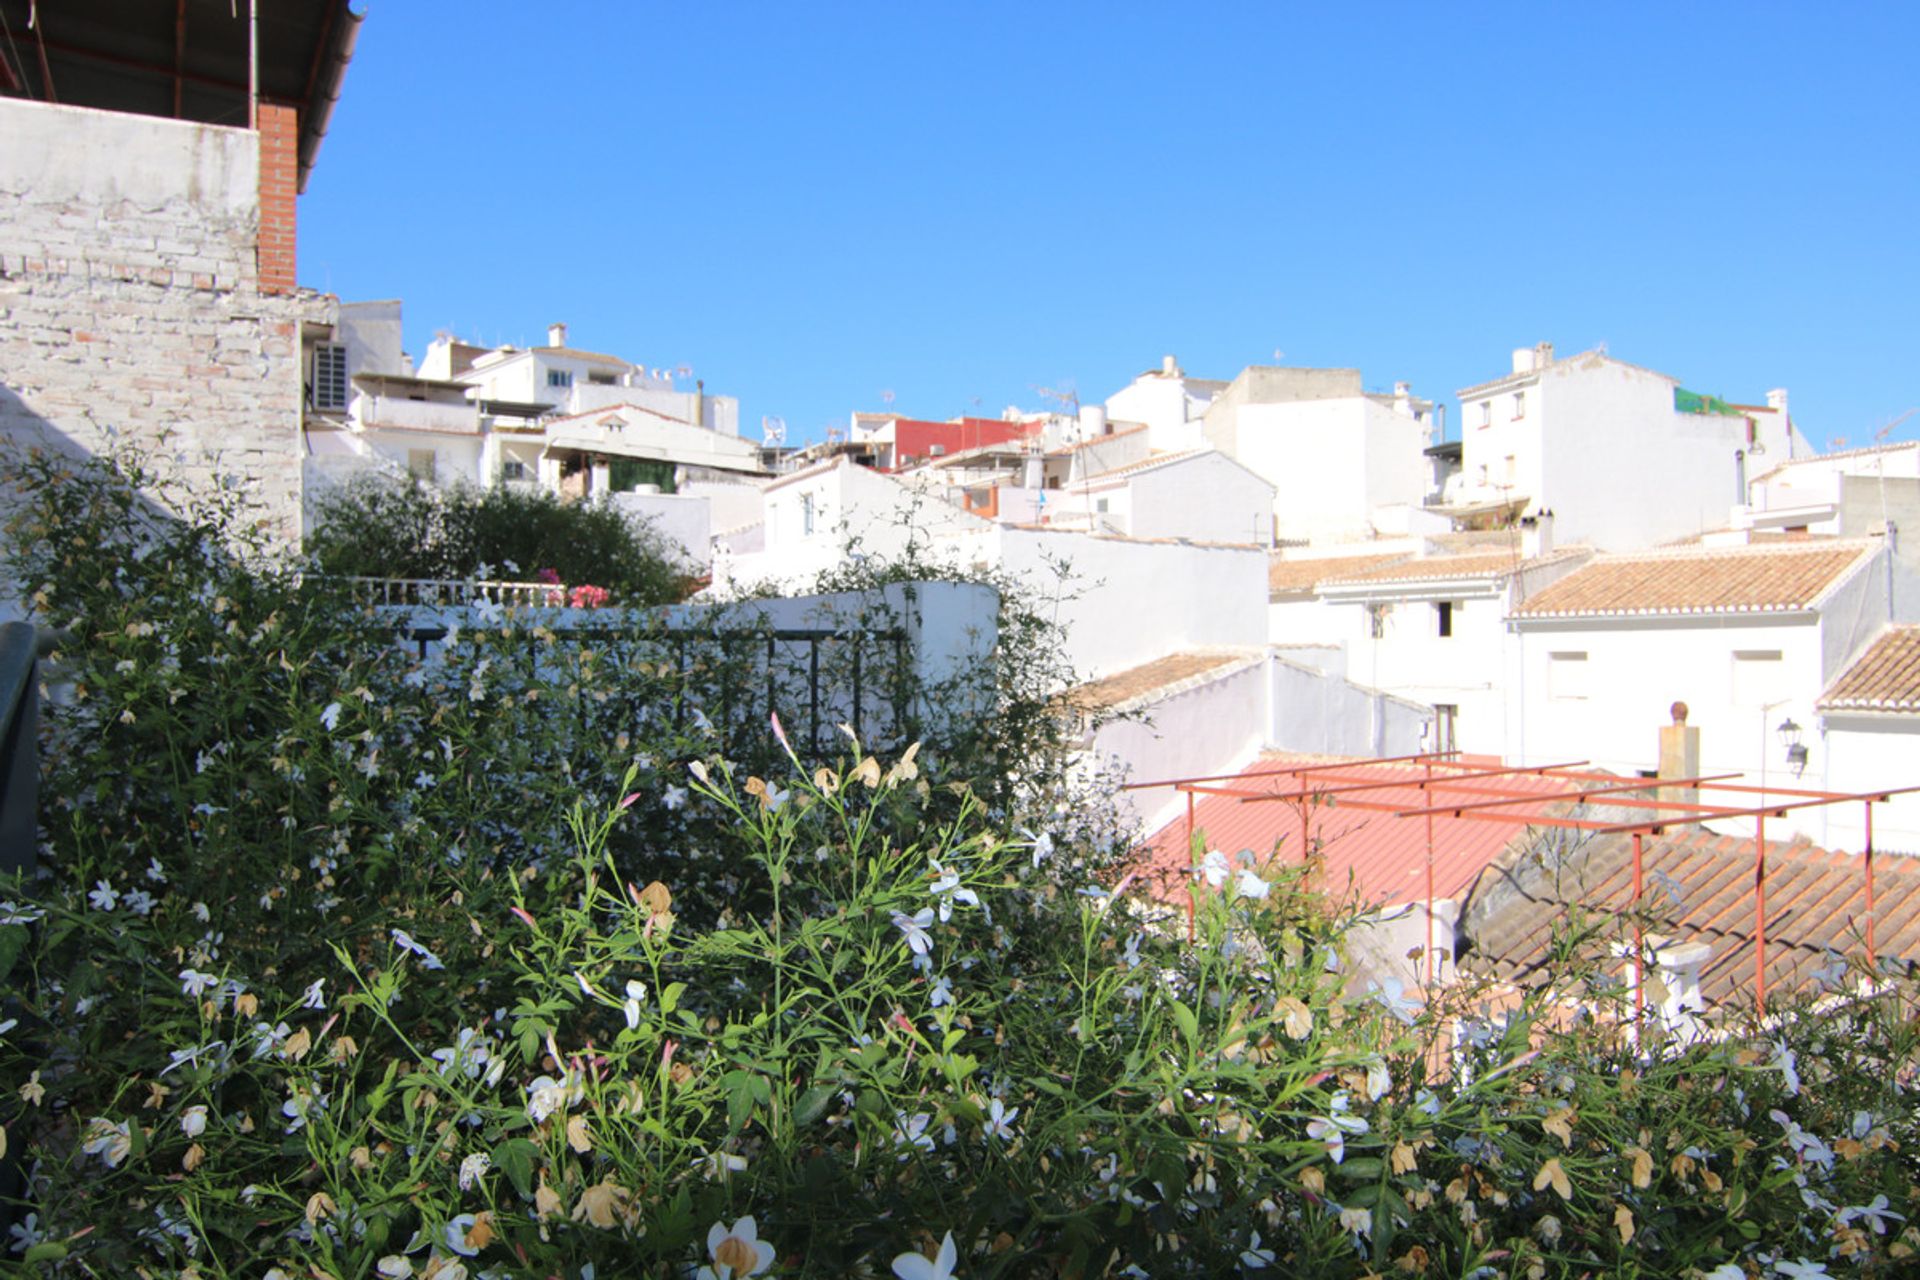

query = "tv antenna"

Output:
[[761, 415, 787, 446]]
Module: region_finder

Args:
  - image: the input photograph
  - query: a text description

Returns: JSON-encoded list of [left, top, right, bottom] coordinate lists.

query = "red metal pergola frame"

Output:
[[1126, 753, 1920, 1018]]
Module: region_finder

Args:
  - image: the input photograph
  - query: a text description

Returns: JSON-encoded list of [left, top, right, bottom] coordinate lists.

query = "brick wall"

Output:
[[0, 98, 323, 548], [256, 102, 299, 295]]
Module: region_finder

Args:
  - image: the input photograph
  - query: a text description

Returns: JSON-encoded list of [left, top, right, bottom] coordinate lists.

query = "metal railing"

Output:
[[0, 622, 38, 878], [397, 622, 915, 767]]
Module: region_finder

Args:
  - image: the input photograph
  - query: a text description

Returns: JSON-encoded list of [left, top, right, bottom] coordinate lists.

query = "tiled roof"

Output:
[[1510, 543, 1873, 619], [1046, 424, 1149, 456], [1082, 448, 1210, 485], [1131, 756, 1571, 908], [1461, 827, 1920, 1006], [1821, 626, 1920, 712], [1321, 548, 1585, 588], [1750, 440, 1919, 487], [1269, 553, 1409, 595], [1064, 652, 1254, 713]]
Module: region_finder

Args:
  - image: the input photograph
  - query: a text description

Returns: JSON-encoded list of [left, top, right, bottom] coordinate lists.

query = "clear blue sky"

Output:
[[303, 2, 1919, 449]]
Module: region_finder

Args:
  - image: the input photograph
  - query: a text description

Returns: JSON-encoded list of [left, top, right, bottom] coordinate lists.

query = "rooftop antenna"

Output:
[[880, 389, 895, 409], [761, 415, 787, 446]]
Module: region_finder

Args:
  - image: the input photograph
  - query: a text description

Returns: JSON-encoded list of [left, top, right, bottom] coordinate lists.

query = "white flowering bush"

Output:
[[1, 449, 1917, 1278]]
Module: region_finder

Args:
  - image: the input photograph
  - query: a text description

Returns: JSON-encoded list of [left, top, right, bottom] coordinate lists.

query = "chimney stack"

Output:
[[1535, 341, 1554, 368], [1766, 388, 1790, 417], [1520, 509, 1554, 557], [1161, 354, 1180, 377], [547, 322, 568, 348], [1657, 701, 1701, 814]]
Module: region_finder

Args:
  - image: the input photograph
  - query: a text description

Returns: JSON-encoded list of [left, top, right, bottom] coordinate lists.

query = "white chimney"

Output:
[[547, 322, 568, 348], [1079, 404, 1108, 438], [1394, 381, 1412, 415], [1511, 347, 1536, 376], [1766, 388, 1789, 416], [1520, 509, 1554, 557], [1161, 354, 1180, 377], [1535, 341, 1554, 367]]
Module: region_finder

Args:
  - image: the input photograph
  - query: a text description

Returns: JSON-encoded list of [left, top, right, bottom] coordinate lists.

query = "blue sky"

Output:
[[303, 2, 1919, 449]]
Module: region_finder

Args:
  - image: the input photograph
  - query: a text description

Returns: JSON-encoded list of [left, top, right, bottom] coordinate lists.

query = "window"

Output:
[[1548, 650, 1589, 701], [587, 372, 616, 386], [1504, 454, 1517, 484], [1433, 704, 1458, 755], [310, 343, 348, 410], [500, 460, 528, 482], [406, 449, 437, 482], [1368, 603, 1388, 639], [546, 369, 574, 389], [800, 493, 815, 537], [1512, 390, 1526, 419], [1436, 601, 1454, 637], [1477, 400, 1491, 429], [1095, 498, 1110, 513]]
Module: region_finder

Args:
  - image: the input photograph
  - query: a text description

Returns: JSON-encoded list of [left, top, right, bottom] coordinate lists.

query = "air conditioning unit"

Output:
[[930, 445, 947, 457]]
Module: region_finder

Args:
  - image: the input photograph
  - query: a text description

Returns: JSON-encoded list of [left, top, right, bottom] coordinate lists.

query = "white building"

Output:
[[1816, 625, 1920, 855], [1506, 540, 1916, 840], [1446, 343, 1812, 550], [1315, 541, 1593, 757], [1041, 448, 1276, 545], [1729, 441, 1920, 548], [1102, 356, 1228, 454], [421, 322, 739, 437], [1202, 366, 1436, 545]]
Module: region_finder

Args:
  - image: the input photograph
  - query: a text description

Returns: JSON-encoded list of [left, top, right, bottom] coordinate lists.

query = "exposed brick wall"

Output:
[[0, 99, 325, 549], [256, 102, 299, 296]]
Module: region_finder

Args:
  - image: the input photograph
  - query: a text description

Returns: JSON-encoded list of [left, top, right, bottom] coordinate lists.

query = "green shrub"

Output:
[[306, 473, 691, 605], [0, 447, 1916, 1279]]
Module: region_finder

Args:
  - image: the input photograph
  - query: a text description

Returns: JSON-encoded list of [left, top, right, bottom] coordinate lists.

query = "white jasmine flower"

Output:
[[444, 1213, 482, 1256], [1234, 868, 1271, 900], [180, 1104, 209, 1137], [892, 1111, 935, 1155], [892, 908, 935, 957], [320, 702, 343, 731], [623, 980, 646, 1030], [302, 978, 326, 1010], [457, 1152, 491, 1191], [662, 784, 688, 811], [145, 857, 168, 883], [698, 1215, 776, 1279], [179, 968, 218, 998], [88, 880, 119, 912], [391, 928, 445, 970], [1239, 1229, 1276, 1268], [984, 1096, 1018, 1141], [81, 1117, 132, 1167], [892, 1231, 959, 1280], [1197, 849, 1231, 889], [1770, 1040, 1801, 1096], [123, 888, 156, 916], [929, 975, 954, 1008]]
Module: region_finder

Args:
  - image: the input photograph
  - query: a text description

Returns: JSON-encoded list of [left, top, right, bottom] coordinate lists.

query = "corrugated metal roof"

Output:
[[1821, 626, 1920, 712], [1511, 542, 1874, 619], [1132, 756, 1572, 908], [1460, 827, 1920, 1006]]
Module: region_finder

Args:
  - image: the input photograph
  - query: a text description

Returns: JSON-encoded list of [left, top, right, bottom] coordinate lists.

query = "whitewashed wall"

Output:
[[1126, 453, 1274, 546], [1814, 715, 1920, 856]]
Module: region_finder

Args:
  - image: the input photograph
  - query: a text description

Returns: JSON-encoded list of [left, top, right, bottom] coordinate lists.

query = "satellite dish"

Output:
[[761, 415, 787, 445]]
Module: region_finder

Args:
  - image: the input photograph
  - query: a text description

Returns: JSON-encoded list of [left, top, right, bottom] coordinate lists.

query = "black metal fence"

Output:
[[398, 623, 916, 768]]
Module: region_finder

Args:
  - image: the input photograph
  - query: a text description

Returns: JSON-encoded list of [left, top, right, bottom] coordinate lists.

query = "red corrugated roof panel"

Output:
[[1132, 756, 1573, 908]]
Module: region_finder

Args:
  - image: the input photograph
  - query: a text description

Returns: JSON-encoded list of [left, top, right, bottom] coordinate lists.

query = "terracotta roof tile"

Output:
[[1461, 827, 1920, 1006], [1322, 548, 1585, 587], [1082, 448, 1210, 484], [1064, 652, 1253, 713], [1268, 553, 1409, 595], [1821, 626, 1920, 711], [1511, 543, 1873, 619]]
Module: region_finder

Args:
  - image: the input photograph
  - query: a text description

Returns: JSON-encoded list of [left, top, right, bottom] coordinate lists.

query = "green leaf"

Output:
[[794, 1084, 837, 1125], [1169, 998, 1199, 1046], [0, 923, 29, 984], [493, 1137, 539, 1199], [660, 981, 686, 1014]]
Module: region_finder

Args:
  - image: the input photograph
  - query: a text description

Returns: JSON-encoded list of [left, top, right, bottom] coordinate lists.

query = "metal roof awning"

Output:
[[546, 437, 767, 474], [0, 0, 362, 192]]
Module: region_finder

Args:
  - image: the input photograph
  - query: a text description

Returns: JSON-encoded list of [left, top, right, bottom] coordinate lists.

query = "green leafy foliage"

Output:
[[0, 448, 1916, 1278], [305, 471, 692, 604]]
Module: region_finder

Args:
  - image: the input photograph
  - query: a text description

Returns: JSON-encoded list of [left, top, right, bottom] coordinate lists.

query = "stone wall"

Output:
[[0, 97, 322, 545]]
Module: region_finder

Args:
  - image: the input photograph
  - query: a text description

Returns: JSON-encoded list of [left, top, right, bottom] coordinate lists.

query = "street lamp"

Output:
[[1778, 717, 1808, 778]]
